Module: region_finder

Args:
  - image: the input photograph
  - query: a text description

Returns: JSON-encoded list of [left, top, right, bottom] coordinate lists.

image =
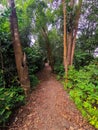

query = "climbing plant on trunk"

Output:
[[8, 0, 30, 95]]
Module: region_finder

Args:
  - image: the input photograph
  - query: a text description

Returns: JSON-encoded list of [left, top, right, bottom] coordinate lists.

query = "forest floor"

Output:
[[8, 63, 95, 130]]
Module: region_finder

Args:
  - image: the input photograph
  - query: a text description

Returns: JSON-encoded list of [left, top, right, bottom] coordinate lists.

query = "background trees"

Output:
[[74, 0, 98, 69]]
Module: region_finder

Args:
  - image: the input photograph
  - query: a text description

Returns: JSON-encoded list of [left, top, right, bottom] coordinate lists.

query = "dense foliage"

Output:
[[0, 0, 44, 125], [74, 0, 98, 69], [64, 60, 98, 128], [0, 0, 98, 129], [0, 86, 25, 125], [0, 69, 25, 125], [24, 44, 44, 88]]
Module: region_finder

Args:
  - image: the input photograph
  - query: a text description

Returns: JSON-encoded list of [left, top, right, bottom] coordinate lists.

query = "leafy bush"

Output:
[[74, 50, 94, 70], [24, 44, 44, 73], [0, 69, 25, 126], [24, 44, 44, 88], [0, 86, 25, 125], [29, 74, 39, 89], [54, 63, 65, 80], [54, 62, 64, 74], [64, 64, 98, 128]]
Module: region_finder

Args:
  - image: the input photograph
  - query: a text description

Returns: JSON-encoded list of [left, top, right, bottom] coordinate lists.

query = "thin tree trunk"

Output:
[[62, 0, 67, 75], [8, 0, 30, 95], [70, 29, 77, 65], [67, 32, 73, 66]]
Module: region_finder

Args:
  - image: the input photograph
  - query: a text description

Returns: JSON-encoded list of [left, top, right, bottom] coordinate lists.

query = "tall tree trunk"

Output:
[[62, 0, 67, 75], [70, 0, 82, 65], [8, 0, 30, 95], [67, 32, 73, 66], [41, 27, 54, 71], [62, 0, 82, 68]]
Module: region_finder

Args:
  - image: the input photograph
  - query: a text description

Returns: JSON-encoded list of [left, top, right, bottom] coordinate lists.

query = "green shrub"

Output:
[[24, 44, 44, 73], [54, 63, 65, 80], [0, 86, 25, 125], [29, 74, 39, 89], [74, 51, 94, 70], [24, 45, 44, 88], [54, 63, 64, 76], [64, 64, 98, 129]]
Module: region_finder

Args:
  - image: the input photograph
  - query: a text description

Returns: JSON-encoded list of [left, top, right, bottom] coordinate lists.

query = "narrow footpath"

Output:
[[9, 64, 95, 130]]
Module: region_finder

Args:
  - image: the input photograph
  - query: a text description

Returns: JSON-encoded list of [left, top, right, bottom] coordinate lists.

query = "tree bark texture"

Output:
[[8, 0, 30, 95]]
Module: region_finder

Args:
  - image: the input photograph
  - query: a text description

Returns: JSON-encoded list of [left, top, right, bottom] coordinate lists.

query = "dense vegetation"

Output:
[[0, 0, 45, 126], [64, 60, 98, 128], [0, 0, 98, 129]]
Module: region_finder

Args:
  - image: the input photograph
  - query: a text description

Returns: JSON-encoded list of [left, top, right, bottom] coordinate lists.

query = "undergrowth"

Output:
[[0, 87, 25, 126], [54, 63, 65, 80], [0, 70, 25, 126], [63, 63, 98, 128]]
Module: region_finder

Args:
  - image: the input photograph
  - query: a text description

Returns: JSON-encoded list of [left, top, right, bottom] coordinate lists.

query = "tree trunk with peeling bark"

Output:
[[8, 0, 30, 95]]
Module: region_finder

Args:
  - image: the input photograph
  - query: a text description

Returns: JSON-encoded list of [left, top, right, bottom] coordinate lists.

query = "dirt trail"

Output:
[[9, 64, 95, 130]]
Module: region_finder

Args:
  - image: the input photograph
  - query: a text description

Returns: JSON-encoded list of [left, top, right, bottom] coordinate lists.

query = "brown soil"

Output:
[[8, 64, 95, 130]]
